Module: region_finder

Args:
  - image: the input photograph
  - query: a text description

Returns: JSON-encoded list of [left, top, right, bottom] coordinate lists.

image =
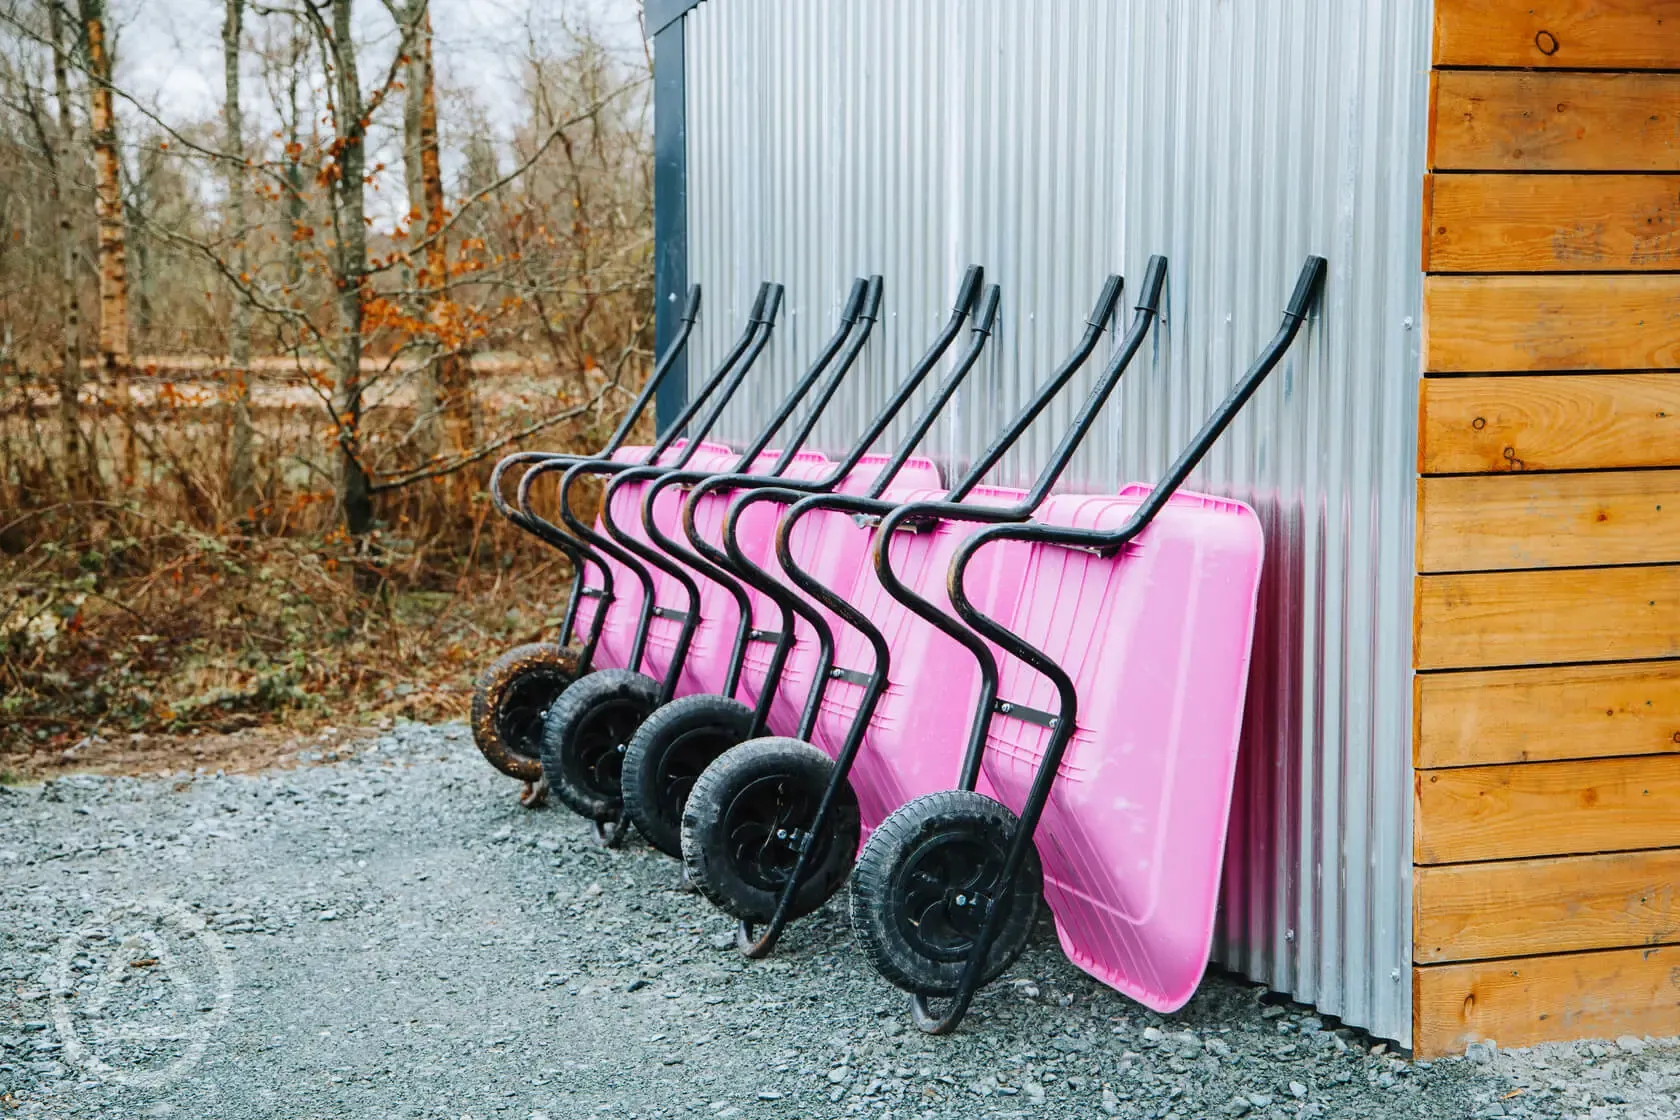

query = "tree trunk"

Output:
[[48, 0, 86, 486], [282, 38, 305, 295], [329, 0, 373, 541], [401, 0, 440, 462], [223, 0, 254, 513], [402, 0, 471, 465], [80, 0, 132, 480], [413, 6, 474, 460]]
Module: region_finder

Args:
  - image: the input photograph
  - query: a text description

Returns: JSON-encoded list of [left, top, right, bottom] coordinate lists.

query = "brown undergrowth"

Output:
[[1, 388, 628, 781]]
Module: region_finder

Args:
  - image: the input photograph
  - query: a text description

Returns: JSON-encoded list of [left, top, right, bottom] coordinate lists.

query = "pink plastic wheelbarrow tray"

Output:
[[850, 255, 1327, 1036], [677, 264, 1161, 960], [470, 282, 702, 789], [612, 268, 996, 861]]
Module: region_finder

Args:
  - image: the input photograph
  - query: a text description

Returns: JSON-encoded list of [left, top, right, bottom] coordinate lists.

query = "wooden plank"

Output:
[[1415, 754, 1680, 864], [1434, 0, 1680, 69], [1415, 850, 1680, 964], [1416, 662, 1680, 768], [1418, 471, 1680, 571], [1413, 946, 1680, 1058], [1432, 71, 1680, 173], [1419, 374, 1680, 474], [1424, 275, 1680, 374], [1417, 567, 1680, 670], [1426, 174, 1680, 273]]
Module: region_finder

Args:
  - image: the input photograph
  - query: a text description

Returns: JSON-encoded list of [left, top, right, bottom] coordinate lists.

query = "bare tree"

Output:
[[223, 0, 253, 510], [77, 0, 128, 475], [320, 0, 374, 538], [45, 1, 83, 480]]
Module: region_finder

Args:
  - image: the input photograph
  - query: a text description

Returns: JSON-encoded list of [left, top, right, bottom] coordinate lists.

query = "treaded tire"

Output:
[[849, 790, 1042, 997], [681, 737, 860, 923], [539, 668, 661, 821], [470, 643, 579, 781], [622, 693, 756, 858]]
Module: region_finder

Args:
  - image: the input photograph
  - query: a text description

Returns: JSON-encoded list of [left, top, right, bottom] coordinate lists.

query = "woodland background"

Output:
[[0, 0, 655, 776]]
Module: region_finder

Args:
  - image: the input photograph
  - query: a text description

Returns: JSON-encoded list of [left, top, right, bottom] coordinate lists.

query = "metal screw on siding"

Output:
[[1391, 969, 1402, 981], [1402, 316, 1414, 331], [1285, 928, 1295, 942]]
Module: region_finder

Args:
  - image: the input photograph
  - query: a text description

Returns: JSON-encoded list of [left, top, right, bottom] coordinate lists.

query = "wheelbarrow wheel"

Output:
[[539, 668, 660, 822], [470, 643, 579, 783], [622, 694, 756, 858], [681, 737, 860, 923], [849, 790, 1041, 997]]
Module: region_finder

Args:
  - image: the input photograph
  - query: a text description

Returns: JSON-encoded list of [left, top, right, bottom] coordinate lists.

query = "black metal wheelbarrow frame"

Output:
[[528, 278, 908, 842], [860, 255, 1328, 1035], [675, 263, 1161, 959], [485, 281, 781, 814], [471, 284, 703, 796], [610, 269, 1004, 859]]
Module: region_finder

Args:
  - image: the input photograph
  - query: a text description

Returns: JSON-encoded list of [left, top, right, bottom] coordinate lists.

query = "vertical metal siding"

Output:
[[680, 0, 1427, 1045]]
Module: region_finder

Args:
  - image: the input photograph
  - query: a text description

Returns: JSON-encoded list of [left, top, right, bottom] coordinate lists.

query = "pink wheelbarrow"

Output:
[[678, 264, 1158, 957], [850, 256, 1327, 1034]]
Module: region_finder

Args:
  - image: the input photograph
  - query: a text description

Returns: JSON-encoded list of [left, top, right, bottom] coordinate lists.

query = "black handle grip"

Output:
[[748, 282, 771, 321], [1285, 255, 1328, 322], [953, 264, 984, 315], [1086, 274, 1124, 328], [1134, 255, 1168, 314], [860, 275, 884, 322], [840, 277, 868, 324], [971, 284, 1002, 335], [757, 283, 785, 325], [680, 284, 702, 324]]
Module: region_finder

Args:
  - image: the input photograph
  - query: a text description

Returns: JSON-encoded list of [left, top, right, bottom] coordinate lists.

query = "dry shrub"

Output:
[[0, 9, 655, 774]]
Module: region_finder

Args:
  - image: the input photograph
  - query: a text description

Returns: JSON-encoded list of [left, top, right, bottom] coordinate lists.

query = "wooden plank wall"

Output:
[[1415, 0, 1680, 1058]]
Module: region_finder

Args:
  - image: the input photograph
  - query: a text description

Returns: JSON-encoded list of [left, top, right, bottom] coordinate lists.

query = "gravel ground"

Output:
[[2, 720, 1676, 1119]]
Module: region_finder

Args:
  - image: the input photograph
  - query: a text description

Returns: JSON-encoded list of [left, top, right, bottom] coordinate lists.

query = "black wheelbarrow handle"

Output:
[[711, 279, 999, 741], [514, 282, 778, 671], [487, 283, 700, 533], [626, 277, 884, 706]]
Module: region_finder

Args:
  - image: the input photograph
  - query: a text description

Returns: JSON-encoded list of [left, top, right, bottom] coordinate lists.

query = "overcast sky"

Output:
[[110, 0, 645, 123], [104, 0, 647, 223]]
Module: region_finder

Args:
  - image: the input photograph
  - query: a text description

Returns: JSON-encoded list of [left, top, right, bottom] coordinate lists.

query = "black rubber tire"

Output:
[[681, 737, 861, 923], [470, 643, 579, 782], [621, 694, 757, 858], [848, 790, 1042, 997], [539, 668, 661, 822]]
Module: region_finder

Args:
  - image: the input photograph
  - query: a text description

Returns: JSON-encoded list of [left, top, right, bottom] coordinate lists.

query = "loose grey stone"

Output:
[[0, 718, 1663, 1120]]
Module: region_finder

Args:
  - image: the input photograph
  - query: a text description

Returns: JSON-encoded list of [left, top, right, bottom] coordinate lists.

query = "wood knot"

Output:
[[1535, 29, 1559, 55]]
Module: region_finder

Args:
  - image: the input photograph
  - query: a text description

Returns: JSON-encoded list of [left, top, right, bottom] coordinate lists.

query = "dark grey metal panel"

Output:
[[652, 19, 689, 432], [645, 0, 705, 39]]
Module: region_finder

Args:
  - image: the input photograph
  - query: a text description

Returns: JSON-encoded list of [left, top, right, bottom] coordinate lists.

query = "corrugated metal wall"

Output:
[[679, 0, 1428, 1045]]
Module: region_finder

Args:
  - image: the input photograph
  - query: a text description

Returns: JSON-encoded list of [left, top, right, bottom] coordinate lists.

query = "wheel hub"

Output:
[[721, 774, 826, 893], [892, 831, 1009, 964]]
